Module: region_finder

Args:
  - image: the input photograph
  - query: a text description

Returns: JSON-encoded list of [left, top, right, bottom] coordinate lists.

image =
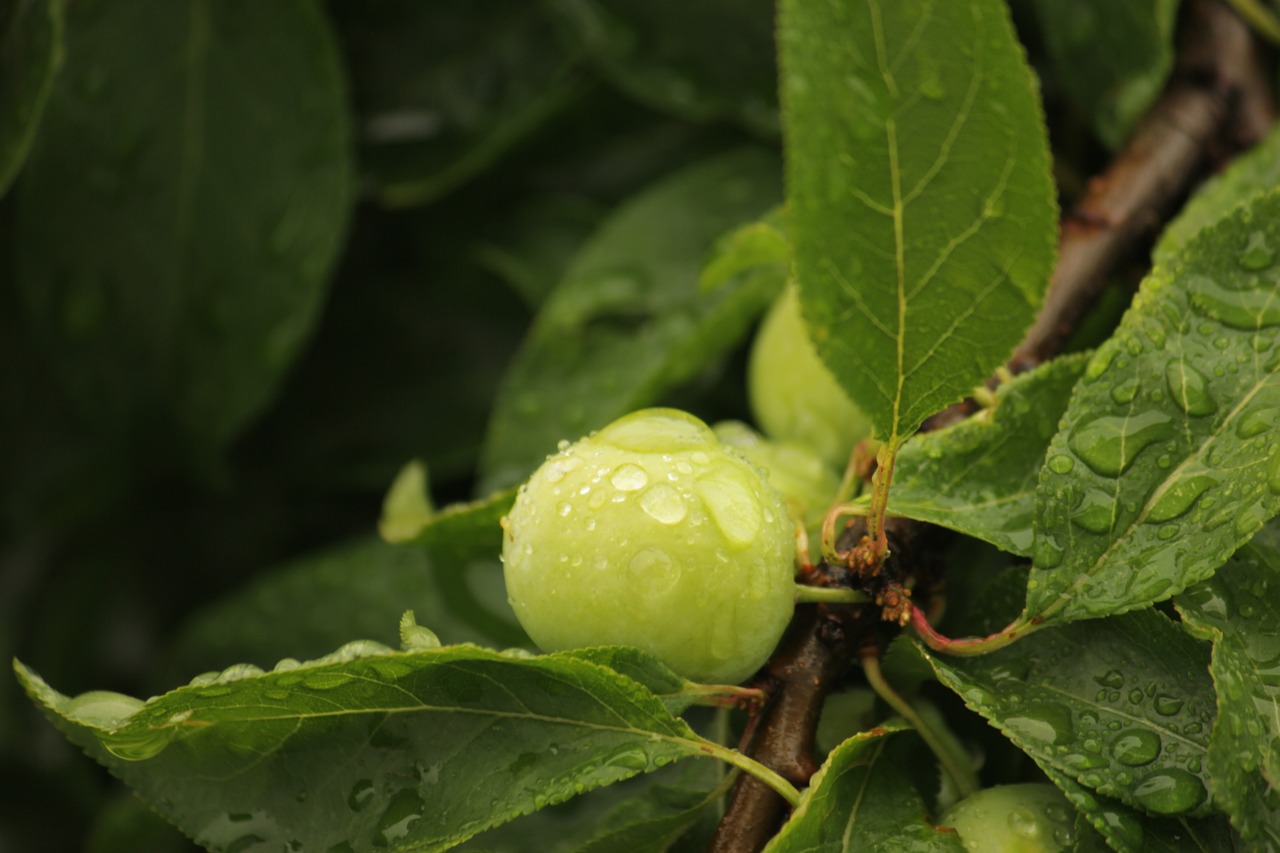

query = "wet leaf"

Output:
[[920, 609, 1217, 817], [1029, 0, 1178, 149], [379, 460, 517, 563], [779, 0, 1057, 448], [1025, 190, 1280, 627], [1043, 765, 1246, 852], [15, 0, 352, 452], [479, 149, 782, 492], [1156, 122, 1280, 267], [0, 0, 62, 196], [549, 0, 778, 135], [873, 354, 1088, 555], [1176, 523, 1280, 846], [19, 641, 721, 853], [763, 725, 964, 852]]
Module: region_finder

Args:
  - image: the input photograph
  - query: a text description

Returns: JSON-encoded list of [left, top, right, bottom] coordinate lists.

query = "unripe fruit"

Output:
[[940, 784, 1078, 853], [501, 408, 796, 684], [748, 283, 872, 467], [712, 420, 838, 534]]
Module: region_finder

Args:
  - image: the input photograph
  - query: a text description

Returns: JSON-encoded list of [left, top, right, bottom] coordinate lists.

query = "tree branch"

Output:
[[711, 2, 1274, 849]]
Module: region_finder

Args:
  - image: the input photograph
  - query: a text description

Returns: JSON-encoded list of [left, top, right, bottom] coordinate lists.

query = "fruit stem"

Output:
[[819, 501, 867, 565], [860, 649, 979, 799], [909, 604, 1035, 656], [698, 741, 802, 807], [793, 584, 870, 605]]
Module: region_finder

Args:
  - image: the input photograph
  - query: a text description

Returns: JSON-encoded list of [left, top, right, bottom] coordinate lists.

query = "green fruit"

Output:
[[940, 784, 1078, 853], [748, 283, 871, 466], [501, 408, 796, 684], [712, 420, 838, 533]]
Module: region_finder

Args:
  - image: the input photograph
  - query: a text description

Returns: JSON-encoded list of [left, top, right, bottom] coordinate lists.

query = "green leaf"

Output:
[[1156, 122, 1280, 267], [335, 1, 586, 208], [874, 354, 1088, 556], [779, 0, 1057, 447], [1042, 765, 1246, 852], [1029, 0, 1178, 149], [1025, 190, 1280, 627], [763, 725, 964, 852], [167, 538, 527, 680], [698, 207, 789, 296], [0, 0, 62, 197], [479, 149, 782, 492], [1176, 523, 1280, 846], [15, 0, 352, 451], [549, 0, 778, 135], [920, 609, 1217, 817], [18, 642, 719, 853], [380, 460, 517, 563]]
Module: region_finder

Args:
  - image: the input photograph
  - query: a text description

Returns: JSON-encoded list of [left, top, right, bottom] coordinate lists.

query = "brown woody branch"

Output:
[[711, 2, 1274, 849]]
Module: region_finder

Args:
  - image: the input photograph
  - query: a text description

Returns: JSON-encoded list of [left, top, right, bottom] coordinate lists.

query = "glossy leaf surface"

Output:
[[15, 0, 352, 451], [1029, 0, 1178, 149], [0, 0, 61, 196], [877, 354, 1087, 556], [921, 609, 1216, 817], [480, 150, 782, 492], [1177, 524, 1280, 846], [1026, 190, 1280, 627], [779, 0, 1056, 446], [763, 725, 963, 852], [19, 642, 713, 853]]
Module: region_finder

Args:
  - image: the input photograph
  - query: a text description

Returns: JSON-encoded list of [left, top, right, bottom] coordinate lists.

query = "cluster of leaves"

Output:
[[4, 0, 1280, 851]]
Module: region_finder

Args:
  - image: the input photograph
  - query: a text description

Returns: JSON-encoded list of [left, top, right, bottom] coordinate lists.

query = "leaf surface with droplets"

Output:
[[17, 640, 721, 853], [1025, 189, 1280, 627], [919, 609, 1217, 817], [779, 0, 1057, 448], [1176, 522, 1280, 847]]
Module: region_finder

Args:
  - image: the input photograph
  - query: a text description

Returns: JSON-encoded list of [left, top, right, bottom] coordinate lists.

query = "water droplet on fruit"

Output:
[[557, 502, 572, 517], [696, 474, 762, 548], [628, 548, 680, 593], [610, 464, 648, 491], [1132, 769, 1206, 814], [639, 485, 687, 524]]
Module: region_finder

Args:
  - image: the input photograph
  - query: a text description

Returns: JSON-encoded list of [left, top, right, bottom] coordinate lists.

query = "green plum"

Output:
[[501, 408, 796, 684], [940, 784, 1079, 852], [712, 420, 838, 534], [748, 283, 871, 467]]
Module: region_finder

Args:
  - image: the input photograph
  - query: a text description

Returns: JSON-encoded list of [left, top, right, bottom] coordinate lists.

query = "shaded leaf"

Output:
[[0, 0, 62, 196], [479, 149, 782, 492], [1176, 523, 1280, 846], [167, 538, 527, 680], [1025, 190, 1280, 627], [15, 0, 352, 451], [549, 0, 778, 135], [1042, 765, 1246, 853], [872, 354, 1088, 555], [763, 725, 964, 852], [380, 460, 517, 564], [19, 642, 720, 853], [920, 609, 1217, 817], [1156, 122, 1280, 267], [1029, 0, 1178, 149], [779, 0, 1057, 447], [698, 207, 788, 296], [334, 1, 586, 208]]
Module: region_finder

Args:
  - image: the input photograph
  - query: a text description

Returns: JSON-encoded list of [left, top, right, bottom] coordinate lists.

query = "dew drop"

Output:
[[1190, 277, 1280, 329], [1268, 453, 1280, 495], [1072, 488, 1116, 534], [1048, 454, 1074, 474], [374, 789, 424, 847], [1111, 728, 1161, 766], [639, 484, 687, 525], [627, 547, 681, 593], [1145, 474, 1216, 523], [610, 464, 649, 491], [695, 474, 762, 548], [1069, 412, 1174, 476], [1237, 405, 1280, 438], [1003, 702, 1074, 746], [1239, 231, 1274, 270], [1110, 377, 1140, 405], [1131, 769, 1206, 814], [1033, 536, 1064, 569], [1165, 362, 1216, 416], [557, 501, 572, 517], [1095, 669, 1124, 689], [348, 779, 375, 812]]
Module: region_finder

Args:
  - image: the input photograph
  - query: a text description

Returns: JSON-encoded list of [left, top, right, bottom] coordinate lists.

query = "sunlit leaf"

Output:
[[1025, 189, 1280, 627], [779, 0, 1057, 447]]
